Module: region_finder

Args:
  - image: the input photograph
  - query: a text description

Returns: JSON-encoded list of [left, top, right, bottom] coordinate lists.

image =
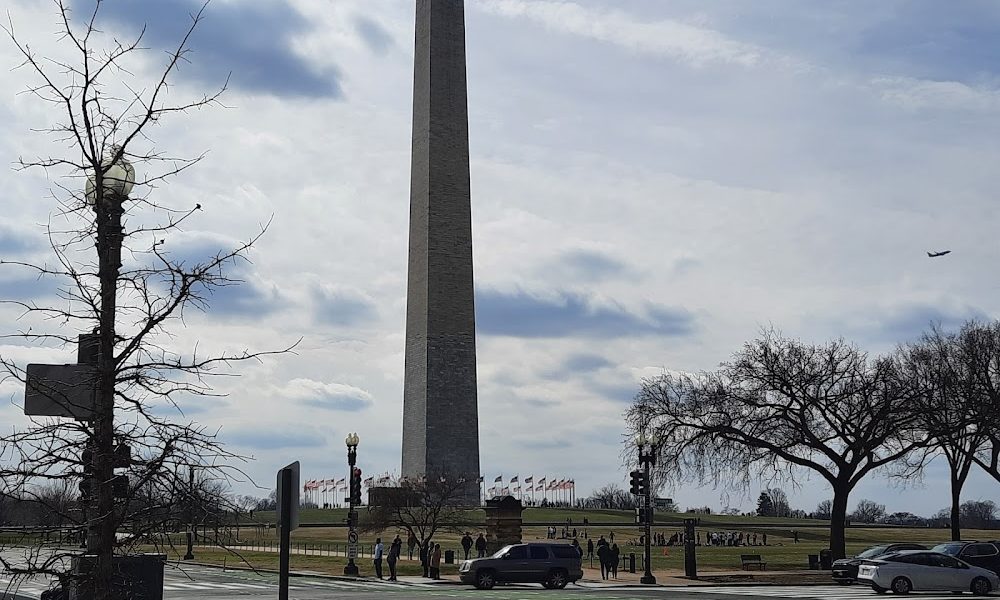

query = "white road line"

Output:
[[685, 585, 966, 599]]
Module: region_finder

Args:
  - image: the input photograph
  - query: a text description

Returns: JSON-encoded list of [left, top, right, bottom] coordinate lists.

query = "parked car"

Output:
[[458, 542, 584, 590], [856, 550, 1000, 595], [931, 541, 1000, 574], [831, 543, 927, 584]]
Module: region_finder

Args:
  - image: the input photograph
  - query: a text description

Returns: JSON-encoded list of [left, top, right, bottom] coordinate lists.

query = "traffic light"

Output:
[[350, 467, 362, 505], [629, 470, 645, 496]]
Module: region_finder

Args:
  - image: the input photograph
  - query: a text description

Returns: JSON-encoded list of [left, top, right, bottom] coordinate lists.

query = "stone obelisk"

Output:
[[401, 0, 480, 503]]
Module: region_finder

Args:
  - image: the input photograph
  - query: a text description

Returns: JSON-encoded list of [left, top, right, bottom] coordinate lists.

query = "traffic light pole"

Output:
[[641, 457, 655, 584]]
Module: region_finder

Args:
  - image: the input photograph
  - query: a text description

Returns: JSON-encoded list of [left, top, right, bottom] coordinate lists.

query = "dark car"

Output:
[[458, 542, 584, 590], [831, 543, 927, 584], [932, 541, 1000, 574]]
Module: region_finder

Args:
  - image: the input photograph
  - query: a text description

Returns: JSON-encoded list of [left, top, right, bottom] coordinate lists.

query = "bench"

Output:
[[741, 554, 766, 571]]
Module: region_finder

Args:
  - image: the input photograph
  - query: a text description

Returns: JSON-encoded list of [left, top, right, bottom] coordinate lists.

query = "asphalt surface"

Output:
[[3, 566, 998, 600]]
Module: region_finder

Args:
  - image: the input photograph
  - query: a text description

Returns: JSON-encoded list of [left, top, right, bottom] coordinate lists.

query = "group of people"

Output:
[[371, 536, 403, 581], [373, 531, 491, 582], [702, 531, 768, 547]]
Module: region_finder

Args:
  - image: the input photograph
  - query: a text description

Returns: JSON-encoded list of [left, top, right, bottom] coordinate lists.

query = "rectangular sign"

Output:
[[347, 544, 358, 558], [24, 364, 96, 420]]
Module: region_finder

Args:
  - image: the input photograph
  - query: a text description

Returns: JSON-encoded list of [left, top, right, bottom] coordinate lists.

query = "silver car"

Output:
[[856, 550, 1000, 595]]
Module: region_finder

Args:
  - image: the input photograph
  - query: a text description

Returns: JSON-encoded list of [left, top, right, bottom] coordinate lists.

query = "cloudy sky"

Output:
[[2, 0, 1000, 517]]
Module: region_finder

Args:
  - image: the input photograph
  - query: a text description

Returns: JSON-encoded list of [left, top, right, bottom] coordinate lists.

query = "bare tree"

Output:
[[362, 476, 473, 563], [850, 499, 886, 523], [581, 483, 637, 511], [901, 324, 985, 541], [0, 2, 288, 598], [813, 499, 832, 520], [765, 488, 791, 518], [629, 330, 928, 559], [960, 500, 997, 529]]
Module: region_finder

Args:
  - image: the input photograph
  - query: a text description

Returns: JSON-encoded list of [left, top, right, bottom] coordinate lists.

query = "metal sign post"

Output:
[[276, 461, 299, 600]]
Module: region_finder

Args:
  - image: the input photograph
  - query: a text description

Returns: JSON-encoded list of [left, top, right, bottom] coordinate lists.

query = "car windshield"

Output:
[[933, 544, 964, 556], [856, 545, 890, 559], [492, 545, 515, 559]]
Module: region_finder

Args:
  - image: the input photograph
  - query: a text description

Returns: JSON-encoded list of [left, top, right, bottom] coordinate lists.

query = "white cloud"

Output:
[[2, 0, 1000, 516], [475, 0, 764, 68], [872, 76, 1000, 112]]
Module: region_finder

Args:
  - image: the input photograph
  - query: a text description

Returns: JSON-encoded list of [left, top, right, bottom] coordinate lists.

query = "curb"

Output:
[[168, 560, 841, 589]]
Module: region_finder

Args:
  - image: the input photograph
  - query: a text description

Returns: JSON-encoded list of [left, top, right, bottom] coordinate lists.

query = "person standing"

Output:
[[419, 540, 430, 577], [475, 533, 487, 558], [407, 532, 418, 560], [610, 543, 620, 579], [461, 532, 473, 560], [373, 537, 384, 579], [430, 543, 442, 580], [587, 538, 594, 559], [792, 530, 799, 543], [387, 535, 401, 581]]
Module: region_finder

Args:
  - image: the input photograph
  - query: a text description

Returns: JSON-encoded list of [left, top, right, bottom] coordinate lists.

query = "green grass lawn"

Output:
[[181, 516, 988, 573]]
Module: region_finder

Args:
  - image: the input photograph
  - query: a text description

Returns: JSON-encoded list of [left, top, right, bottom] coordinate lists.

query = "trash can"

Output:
[[808, 554, 819, 570], [444, 550, 455, 564], [819, 549, 833, 570], [628, 553, 636, 573]]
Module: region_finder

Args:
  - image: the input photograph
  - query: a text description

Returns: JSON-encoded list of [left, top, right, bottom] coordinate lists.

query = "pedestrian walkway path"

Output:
[[685, 584, 970, 600]]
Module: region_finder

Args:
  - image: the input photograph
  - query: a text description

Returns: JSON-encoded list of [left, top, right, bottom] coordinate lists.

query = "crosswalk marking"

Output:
[[685, 584, 970, 600]]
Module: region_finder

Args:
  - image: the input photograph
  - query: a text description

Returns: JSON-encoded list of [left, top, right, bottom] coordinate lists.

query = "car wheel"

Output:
[[971, 576, 992, 597], [872, 583, 888, 594], [475, 570, 496, 590], [545, 569, 568, 590], [891, 576, 912, 594]]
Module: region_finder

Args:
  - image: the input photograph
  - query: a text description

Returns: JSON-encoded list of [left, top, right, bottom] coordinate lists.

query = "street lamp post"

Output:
[[84, 147, 134, 584], [184, 465, 195, 560], [344, 432, 360, 576], [635, 432, 659, 585]]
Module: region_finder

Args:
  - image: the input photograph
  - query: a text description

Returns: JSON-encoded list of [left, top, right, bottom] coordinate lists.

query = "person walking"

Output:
[[419, 540, 430, 577], [611, 543, 620, 579], [793, 530, 799, 543], [596, 541, 610, 580], [475, 533, 487, 558], [373, 537, 384, 579], [762, 532, 768, 546], [430, 543, 442, 580], [461, 532, 473, 560], [387, 535, 401, 581], [587, 537, 594, 559], [408, 532, 418, 560], [572, 538, 582, 557]]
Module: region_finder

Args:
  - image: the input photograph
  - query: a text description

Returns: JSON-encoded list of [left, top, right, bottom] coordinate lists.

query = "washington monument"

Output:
[[401, 0, 480, 503]]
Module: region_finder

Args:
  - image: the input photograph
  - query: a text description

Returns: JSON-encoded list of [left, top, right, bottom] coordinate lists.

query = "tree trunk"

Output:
[[950, 480, 962, 541], [829, 486, 850, 560]]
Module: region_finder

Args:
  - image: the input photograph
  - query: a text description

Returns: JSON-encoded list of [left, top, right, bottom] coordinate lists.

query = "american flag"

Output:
[[494, 475, 503, 483], [524, 476, 533, 484], [510, 475, 518, 483]]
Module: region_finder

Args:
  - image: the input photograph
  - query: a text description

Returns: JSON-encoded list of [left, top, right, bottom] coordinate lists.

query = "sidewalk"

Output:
[[392, 566, 833, 588]]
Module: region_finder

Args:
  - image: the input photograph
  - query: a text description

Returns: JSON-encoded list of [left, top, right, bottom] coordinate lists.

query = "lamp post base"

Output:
[[344, 561, 359, 576], [641, 574, 657, 584]]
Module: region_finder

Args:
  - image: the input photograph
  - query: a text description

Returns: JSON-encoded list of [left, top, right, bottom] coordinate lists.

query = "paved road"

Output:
[[3, 566, 997, 600]]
